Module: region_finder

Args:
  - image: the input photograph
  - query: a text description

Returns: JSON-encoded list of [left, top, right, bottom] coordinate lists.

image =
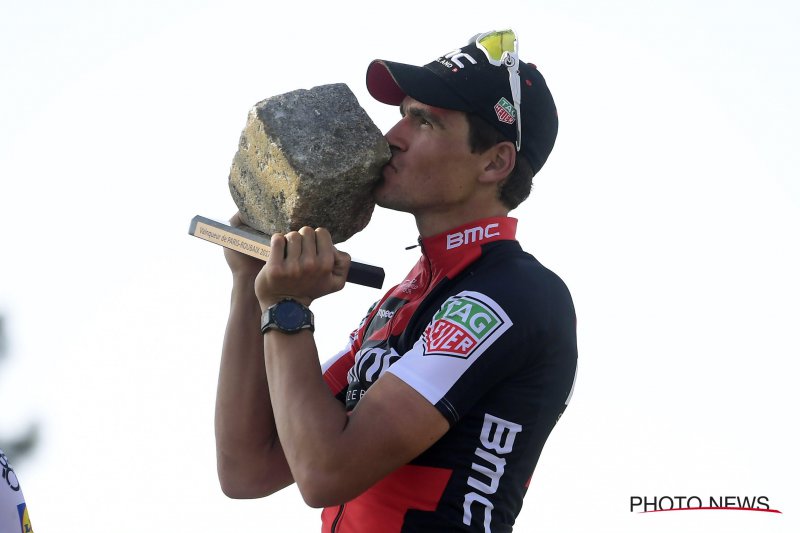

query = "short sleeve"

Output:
[[387, 290, 517, 423]]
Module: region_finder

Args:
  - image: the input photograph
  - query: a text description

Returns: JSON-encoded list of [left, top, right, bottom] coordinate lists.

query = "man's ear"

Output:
[[479, 141, 516, 184]]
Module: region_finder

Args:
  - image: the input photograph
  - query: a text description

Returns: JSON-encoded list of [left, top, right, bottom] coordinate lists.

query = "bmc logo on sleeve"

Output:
[[422, 291, 511, 359]]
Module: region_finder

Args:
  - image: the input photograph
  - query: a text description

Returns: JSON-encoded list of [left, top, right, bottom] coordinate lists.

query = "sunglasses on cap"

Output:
[[470, 29, 522, 152]]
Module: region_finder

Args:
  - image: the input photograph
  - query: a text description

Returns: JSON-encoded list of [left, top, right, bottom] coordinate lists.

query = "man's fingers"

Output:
[[269, 233, 287, 262], [283, 231, 304, 261], [264, 226, 346, 285], [314, 228, 335, 267], [255, 227, 349, 305], [333, 249, 352, 280], [298, 226, 318, 257], [228, 211, 252, 229], [313, 227, 333, 249]]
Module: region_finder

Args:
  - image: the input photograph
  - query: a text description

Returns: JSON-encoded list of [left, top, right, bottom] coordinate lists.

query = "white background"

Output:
[[1, 1, 798, 531]]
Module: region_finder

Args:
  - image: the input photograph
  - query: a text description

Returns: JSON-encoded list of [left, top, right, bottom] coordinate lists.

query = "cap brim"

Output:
[[366, 59, 471, 111]]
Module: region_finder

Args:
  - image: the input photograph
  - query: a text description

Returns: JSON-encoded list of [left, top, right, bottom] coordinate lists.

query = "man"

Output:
[[215, 29, 577, 532], [1, 449, 34, 532]]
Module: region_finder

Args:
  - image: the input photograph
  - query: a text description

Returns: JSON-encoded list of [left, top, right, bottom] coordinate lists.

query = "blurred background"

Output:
[[1, 0, 798, 531]]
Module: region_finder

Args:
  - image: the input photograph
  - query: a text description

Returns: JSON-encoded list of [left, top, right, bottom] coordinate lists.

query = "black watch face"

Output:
[[274, 301, 307, 330]]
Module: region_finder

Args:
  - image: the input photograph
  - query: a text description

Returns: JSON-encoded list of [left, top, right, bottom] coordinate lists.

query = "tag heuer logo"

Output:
[[494, 97, 516, 125], [423, 293, 509, 358]]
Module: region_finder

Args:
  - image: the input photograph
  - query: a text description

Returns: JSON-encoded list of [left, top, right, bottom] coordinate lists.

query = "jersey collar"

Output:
[[421, 216, 518, 264]]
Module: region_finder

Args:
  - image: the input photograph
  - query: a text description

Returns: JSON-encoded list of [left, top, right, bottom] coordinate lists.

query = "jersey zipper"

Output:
[[331, 503, 345, 532]]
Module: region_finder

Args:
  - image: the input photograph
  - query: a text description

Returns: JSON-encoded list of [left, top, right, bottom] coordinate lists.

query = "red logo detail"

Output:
[[423, 320, 476, 358], [494, 104, 515, 124]]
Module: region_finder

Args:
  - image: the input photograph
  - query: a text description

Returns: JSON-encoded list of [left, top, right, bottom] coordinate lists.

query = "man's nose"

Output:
[[384, 120, 407, 153]]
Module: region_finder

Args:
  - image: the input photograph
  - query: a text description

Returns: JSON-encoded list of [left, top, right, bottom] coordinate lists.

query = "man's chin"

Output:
[[374, 193, 411, 213]]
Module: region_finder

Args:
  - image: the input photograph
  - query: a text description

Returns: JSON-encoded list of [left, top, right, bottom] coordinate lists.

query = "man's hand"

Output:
[[223, 212, 265, 281], [255, 226, 351, 309]]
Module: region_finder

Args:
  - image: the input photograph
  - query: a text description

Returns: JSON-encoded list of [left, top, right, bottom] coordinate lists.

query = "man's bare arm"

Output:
[[255, 227, 449, 507], [264, 332, 449, 507], [214, 213, 293, 498]]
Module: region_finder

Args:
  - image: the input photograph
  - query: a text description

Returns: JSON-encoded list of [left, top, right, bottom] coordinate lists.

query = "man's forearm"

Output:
[[253, 227, 442, 507], [215, 281, 292, 497], [262, 329, 449, 509], [263, 330, 357, 506]]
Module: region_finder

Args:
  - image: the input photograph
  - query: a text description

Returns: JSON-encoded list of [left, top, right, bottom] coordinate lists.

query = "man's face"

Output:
[[374, 97, 485, 217]]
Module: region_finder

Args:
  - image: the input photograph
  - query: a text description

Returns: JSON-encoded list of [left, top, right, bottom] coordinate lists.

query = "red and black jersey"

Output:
[[321, 216, 578, 532]]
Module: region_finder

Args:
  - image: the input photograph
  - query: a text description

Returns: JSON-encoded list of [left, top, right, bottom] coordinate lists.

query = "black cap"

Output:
[[366, 31, 558, 175]]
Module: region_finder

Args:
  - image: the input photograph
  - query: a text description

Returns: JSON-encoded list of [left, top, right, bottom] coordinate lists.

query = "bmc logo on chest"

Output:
[[446, 223, 500, 250]]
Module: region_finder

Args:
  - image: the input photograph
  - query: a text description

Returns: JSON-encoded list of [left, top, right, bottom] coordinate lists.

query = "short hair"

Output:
[[466, 113, 534, 210]]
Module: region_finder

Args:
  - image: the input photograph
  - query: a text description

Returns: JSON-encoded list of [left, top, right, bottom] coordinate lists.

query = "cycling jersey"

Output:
[[1, 449, 33, 533], [321, 216, 578, 532]]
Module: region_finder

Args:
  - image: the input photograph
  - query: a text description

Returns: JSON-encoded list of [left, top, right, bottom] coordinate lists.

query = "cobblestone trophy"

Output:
[[190, 83, 390, 288]]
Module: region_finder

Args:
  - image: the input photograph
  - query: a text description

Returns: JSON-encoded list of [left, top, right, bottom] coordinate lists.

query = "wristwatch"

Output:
[[260, 298, 315, 335]]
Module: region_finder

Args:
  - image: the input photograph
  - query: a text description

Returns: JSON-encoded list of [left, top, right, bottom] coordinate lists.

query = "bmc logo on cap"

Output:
[[443, 49, 477, 69]]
